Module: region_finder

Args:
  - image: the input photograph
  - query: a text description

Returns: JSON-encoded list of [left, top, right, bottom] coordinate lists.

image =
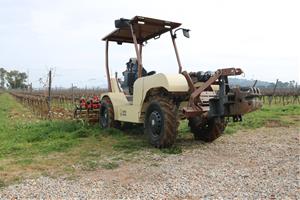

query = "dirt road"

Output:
[[1, 127, 299, 199]]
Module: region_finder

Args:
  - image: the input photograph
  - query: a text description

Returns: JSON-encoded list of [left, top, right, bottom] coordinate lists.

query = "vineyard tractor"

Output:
[[98, 16, 262, 148]]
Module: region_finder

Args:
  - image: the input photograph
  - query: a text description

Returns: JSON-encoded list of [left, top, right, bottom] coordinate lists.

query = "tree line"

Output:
[[0, 67, 28, 89], [266, 80, 297, 89]]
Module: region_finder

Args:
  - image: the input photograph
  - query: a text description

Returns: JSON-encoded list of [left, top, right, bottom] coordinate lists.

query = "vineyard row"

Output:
[[9, 92, 76, 119], [7, 89, 299, 121]]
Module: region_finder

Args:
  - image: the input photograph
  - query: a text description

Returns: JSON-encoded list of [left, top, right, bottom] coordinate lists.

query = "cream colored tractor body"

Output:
[[100, 16, 262, 148]]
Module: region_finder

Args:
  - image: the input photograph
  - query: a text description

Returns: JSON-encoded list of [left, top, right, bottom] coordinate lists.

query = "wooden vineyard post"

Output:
[[252, 80, 258, 87], [269, 79, 278, 106], [47, 70, 52, 119], [71, 83, 74, 105], [293, 83, 298, 104]]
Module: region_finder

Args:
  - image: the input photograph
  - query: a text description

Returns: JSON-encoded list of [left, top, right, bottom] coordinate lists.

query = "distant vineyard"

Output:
[[7, 86, 300, 120], [259, 88, 300, 105], [260, 88, 299, 96], [10, 91, 51, 119], [9, 88, 105, 119], [18, 88, 106, 101]]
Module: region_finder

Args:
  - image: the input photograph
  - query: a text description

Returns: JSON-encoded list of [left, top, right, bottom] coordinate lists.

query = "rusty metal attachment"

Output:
[[182, 67, 261, 119], [183, 68, 243, 117]]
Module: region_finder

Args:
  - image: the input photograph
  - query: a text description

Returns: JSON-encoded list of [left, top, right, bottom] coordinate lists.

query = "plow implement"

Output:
[[74, 96, 100, 123]]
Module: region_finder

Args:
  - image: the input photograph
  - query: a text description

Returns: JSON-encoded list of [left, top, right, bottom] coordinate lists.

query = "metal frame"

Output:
[[183, 68, 243, 117], [105, 40, 112, 92], [104, 17, 184, 91], [170, 31, 183, 73], [129, 24, 143, 78]]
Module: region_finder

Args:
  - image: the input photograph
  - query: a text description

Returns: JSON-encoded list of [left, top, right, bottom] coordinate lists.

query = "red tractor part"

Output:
[[74, 96, 101, 122]]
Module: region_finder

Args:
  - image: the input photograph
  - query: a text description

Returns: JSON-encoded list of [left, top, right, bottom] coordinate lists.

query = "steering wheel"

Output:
[[147, 71, 156, 76]]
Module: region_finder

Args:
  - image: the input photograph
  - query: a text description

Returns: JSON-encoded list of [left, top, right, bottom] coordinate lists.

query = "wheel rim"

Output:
[[149, 111, 162, 137]]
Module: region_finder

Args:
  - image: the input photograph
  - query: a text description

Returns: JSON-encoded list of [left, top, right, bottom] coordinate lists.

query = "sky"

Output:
[[0, 0, 299, 88]]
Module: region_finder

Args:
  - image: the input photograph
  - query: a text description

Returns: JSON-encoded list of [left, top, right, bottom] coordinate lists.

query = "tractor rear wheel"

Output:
[[189, 116, 226, 142], [144, 96, 179, 148], [99, 97, 120, 128]]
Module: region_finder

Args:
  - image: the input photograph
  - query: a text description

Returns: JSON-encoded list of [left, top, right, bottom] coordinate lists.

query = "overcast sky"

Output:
[[0, 0, 299, 88]]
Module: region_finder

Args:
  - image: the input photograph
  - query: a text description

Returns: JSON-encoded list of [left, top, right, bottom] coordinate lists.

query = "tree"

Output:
[[0, 67, 6, 88], [5, 70, 28, 89], [288, 80, 296, 88]]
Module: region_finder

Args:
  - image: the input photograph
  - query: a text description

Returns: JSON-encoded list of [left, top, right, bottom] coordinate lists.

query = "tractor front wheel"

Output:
[[99, 97, 120, 128], [189, 116, 226, 142], [144, 96, 179, 148]]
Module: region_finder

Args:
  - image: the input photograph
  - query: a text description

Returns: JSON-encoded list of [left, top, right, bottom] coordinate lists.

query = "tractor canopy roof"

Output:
[[102, 16, 181, 44]]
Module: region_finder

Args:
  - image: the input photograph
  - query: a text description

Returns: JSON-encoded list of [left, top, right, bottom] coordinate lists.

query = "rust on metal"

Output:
[[220, 68, 243, 76], [139, 43, 143, 78], [189, 68, 243, 104], [181, 71, 195, 93], [170, 31, 183, 73], [129, 24, 143, 78], [188, 69, 221, 107], [228, 87, 262, 115], [105, 40, 112, 92], [182, 106, 202, 118], [139, 43, 143, 65], [182, 68, 245, 118]]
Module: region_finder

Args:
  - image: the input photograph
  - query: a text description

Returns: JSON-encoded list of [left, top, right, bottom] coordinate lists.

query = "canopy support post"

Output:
[[105, 40, 112, 92], [170, 30, 183, 73], [130, 24, 143, 78]]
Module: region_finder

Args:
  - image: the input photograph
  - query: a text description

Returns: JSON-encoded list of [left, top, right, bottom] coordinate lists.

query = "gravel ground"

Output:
[[1, 127, 299, 199]]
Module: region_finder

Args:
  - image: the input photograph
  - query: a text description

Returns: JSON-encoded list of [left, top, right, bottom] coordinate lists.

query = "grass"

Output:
[[160, 146, 183, 154], [0, 92, 299, 187], [224, 104, 300, 134], [177, 104, 300, 136], [101, 162, 119, 170], [0, 93, 149, 185], [0, 116, 98, 158], [0, 179, 5, 188]]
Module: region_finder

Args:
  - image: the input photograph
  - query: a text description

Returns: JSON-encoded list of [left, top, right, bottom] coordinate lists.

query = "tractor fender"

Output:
[[132, 73, 189, 106], [100, 92, 129, 118]]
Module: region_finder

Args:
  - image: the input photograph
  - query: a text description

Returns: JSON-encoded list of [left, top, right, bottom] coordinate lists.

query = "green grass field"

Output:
[[0, 93, 151, 186], [0, 92, 299, 187]]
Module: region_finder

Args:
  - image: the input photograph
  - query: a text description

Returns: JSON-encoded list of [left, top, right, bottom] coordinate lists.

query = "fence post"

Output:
[[293, 83, 298, 104], [269, 79, 279, 106], [71, 83, 74, 105], [47, 70, 52, 119], [252, 80, 258, 87]]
